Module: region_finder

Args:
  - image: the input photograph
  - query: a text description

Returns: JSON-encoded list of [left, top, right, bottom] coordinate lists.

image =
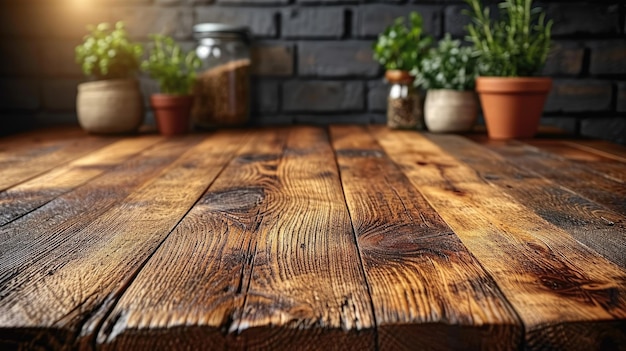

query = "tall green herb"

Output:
[[373, 12, 433, 72], [142, 35, 201, 95], [464, 0, 553, 77]]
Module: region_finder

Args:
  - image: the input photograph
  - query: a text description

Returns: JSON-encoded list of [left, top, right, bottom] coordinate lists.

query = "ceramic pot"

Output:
[[150, 94, 193, 136], [475, 77, 552, 139], [76, 79, 144, 134], [424, 89, 478, 133]]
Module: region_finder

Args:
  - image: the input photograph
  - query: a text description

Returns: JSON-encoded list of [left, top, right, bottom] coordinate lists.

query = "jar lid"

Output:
[[193, 23, 250, 42]]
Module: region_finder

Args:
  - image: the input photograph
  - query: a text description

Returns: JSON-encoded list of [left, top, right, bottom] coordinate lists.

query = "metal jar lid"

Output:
[[193, 23, 250, 43]]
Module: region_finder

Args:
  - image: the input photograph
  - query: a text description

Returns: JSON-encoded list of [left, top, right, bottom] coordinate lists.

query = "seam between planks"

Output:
[[85, 133, 252, 350], [0, 137, 169, 229], [328, 126, 380, 351]]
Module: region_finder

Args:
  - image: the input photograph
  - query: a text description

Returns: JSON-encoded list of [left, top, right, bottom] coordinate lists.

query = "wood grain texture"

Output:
[[563, 140, 626, 163], [97, 129, 287, 350], [235, 126, 374, 349], [472, 138, 626, 215], [426, 134, 626, 268], [98, 127, 376, 350], [0, 135, 163, 226], [0, 132, 115, 191], [330, 125, 521, 351], [0, 131, 249, 350], [524, 139, 626, 183], [372, 126, 626, 350]]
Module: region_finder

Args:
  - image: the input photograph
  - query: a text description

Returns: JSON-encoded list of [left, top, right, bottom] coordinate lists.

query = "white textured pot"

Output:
[[76, 79, 144, 134], [424, 89, 478, 133]]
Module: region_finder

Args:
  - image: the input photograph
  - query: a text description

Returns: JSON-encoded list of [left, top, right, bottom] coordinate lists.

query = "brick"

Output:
[[539, 116, 578, 135], [298, 41, 379, 77], [252, 80, 279, 114], [220, 0, 287, 5], [354, 5, 442, 38], [298, 0, 362, 4], [367, 80, 388, 112], [195, 8, 277, 38], [111, 6, 193, 40], [589, 40, 626, 76], [253, 115, 294, 125], [0, 112, 38, 136], [251, 43, 294, 76], [0, 40, 40, 76], [547, 4, 620, 36], [0, 5, 111, 39], [282, 8, 344, 39], [41, 40, 84, 77], [444, 4, 470, 38], [541, 41, 584, 77], [293, 114, 381, 124], [580, 118, 626, 145], [617, 82, 626, 113], [545, 79, 612, 113], [0, 79, 40, 111], [140, 77, 161, 107], [282, 81, 363, 112], [157, 0, 214, 5], [42, 79, 82, 111], [35, 112, 79, 127]]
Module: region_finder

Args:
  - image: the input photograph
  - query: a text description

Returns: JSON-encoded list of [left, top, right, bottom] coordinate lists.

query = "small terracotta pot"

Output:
[[150, 94, 193, 136], [424, 89, 478, 133], [475, 77, 552, 139]]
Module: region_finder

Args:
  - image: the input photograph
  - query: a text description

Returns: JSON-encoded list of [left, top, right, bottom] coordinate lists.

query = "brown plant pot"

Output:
[[475, 77, 552, 140], [150, 94, 193, 136]]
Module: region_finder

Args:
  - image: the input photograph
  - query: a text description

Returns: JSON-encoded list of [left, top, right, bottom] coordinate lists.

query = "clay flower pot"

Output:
[[424, 89, 478, 133], [150, 94, 193, 136], [76, 79, 144, 134], [475, 77, 552, 139]]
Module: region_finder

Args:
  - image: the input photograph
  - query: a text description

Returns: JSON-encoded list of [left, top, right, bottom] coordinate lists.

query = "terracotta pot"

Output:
[[424, 89, 478, 133], [475, 77, 552, 139], [76, 79, 144, 134], [150, 94, 193, 136]]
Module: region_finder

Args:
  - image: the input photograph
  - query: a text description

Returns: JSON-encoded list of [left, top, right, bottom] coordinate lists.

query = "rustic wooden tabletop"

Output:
[[0, 125, 625, 350]]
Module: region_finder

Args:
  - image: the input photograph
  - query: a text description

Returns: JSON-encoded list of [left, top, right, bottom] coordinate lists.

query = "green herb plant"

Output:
[[75, 22, 143, 80], [415, 34, 478, 90], [464, 0, 553, 77], [373, 12, 433, 72], [142, 34, 201, 95]]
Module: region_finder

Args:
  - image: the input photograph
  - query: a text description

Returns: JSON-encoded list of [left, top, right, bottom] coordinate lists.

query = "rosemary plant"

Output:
[[464, 0, 553, 77]]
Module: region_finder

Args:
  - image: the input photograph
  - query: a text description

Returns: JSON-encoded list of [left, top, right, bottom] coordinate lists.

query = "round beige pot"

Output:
[[424, 89, 478, 133], [76, 79, 144, 134]]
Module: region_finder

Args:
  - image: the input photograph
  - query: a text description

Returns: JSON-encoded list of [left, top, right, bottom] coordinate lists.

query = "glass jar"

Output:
[[385, 70, 423, 130], [192, 23, 251, 128]]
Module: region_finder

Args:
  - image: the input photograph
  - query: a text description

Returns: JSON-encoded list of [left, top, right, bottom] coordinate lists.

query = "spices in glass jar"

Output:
[[385, 70, 423, 130]]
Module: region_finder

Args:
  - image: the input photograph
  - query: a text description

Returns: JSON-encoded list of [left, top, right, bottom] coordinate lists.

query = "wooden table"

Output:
[[1, 125, 625, 350]]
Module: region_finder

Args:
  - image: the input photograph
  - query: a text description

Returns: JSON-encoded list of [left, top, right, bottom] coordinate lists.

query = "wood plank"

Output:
[[96, 128, 287, 350], [0, 131, 249, 350], [522, 140, 626, 183], [233, 126, 375, 349], [0, 136, 202, 289], [372, 126, 626, 350], [472, 138, 626, 215], [0, 135, 164, 226], [563, 140, 626, 163], [330, 125, 521, 350], [0, 132, 116, 191], [426, 133, 626, 268], [97, 126, 376, 350]]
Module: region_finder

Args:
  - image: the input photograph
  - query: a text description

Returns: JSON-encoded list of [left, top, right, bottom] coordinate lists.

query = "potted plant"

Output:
[[75, 22, 144, 134], [465, 0, 553, 139], [416, 34, 479, 133], [373, 12, 432, 129], [142, 35, 200, 136]]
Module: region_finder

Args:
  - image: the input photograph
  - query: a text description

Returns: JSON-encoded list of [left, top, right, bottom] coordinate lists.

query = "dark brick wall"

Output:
[[0, 0, 625, 144]]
